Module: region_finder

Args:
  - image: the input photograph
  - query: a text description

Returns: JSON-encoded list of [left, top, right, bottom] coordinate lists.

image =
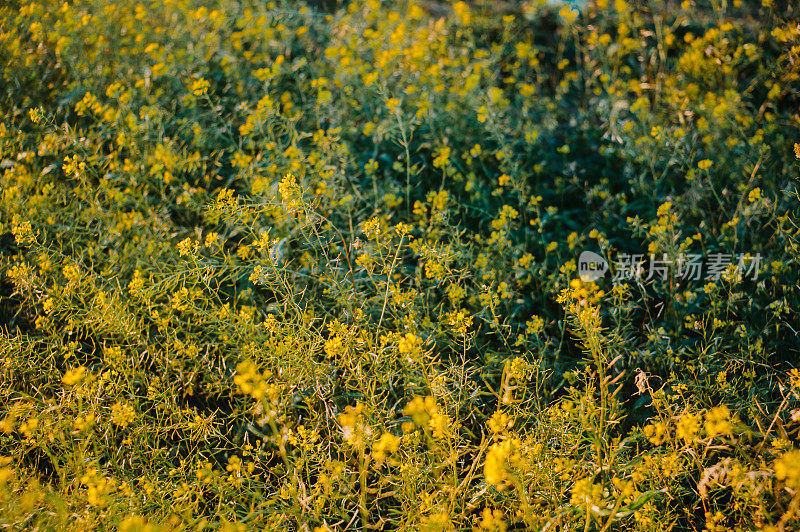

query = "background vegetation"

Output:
[[1, 0, 800, 529]]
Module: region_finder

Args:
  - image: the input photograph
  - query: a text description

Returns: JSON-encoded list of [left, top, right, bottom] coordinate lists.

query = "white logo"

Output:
[[578, 251, 608, 282]]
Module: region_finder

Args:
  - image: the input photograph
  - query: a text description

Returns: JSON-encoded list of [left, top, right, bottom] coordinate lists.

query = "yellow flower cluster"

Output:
[[233, 360, 269, 401], [1, 0, 798, 529], [110, 402, 136, 427], [774, 450, 800, 489], [484, 438, 521, 489], [403, 396, 451, 439]]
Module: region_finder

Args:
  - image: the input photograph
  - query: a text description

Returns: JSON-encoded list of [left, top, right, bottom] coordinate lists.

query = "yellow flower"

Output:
[[559, 5, 579, 24], [478, 508, 506, 531], [676, 412, 701, 443], [484, 438, 520, 489], [278, 173, 304, 213], [0, 464, 14, 487], [119, 515, 157, 532], [233, 360, 268, 400], [697, 159, 713, 171], [403, 395, 450, 438], [204, 232, 218, 248], [643, 420, 668, 445], [398, 332, 424, 361], [63, 154, 86, 178], [419, 512, 453, 532], [28, 107, 43, 123], [488, 87, 504, 104], [704, 406, 732, 438], [324, 335, 343, 359], [11, 216, 35, 247], [452, 1, 471, 25], [62, 366, 87, 386], [445, 309, 473, 335], [338, 403, 370, 448], [487, 411, 513, 435], [372, 432, 400, 463], [190, 77, 210, 96], [433, 146, 451, 169], [774, 450, 800, 489], [177, 237, 197, 257], [386, 97, 401, 113], [111, 402, 136, 427], [428, 409, 451, 439]]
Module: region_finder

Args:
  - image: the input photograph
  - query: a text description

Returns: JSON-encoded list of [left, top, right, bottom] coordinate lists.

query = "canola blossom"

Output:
[[1, 0, 800, 530]]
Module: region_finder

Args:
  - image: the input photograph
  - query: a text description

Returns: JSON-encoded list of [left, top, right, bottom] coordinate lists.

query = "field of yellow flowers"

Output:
[[2, 0, 800, 529]]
